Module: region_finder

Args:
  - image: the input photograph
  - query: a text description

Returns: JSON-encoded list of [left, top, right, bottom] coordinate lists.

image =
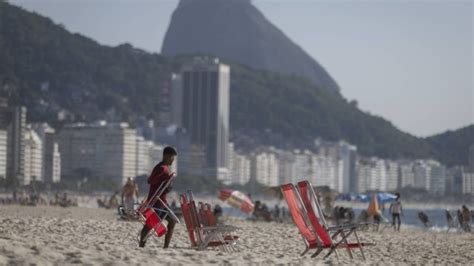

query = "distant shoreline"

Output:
[[335, 201, 470, 210]]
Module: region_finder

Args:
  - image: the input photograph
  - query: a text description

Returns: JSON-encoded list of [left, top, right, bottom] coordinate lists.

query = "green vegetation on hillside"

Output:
[[426, 125, 474, 167]]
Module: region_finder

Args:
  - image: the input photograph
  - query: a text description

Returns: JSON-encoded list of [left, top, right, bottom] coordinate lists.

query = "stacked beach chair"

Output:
[[281, 180, 375, 260], [180, 191, 239, 252], [135, 175, 180, 243]]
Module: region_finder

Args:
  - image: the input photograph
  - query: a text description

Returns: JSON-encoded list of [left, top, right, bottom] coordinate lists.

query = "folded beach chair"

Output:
[[179, 193, 199, 247], [135, 175, 180, 243], [180, 191, 239, 252], [282, 181, 374, 260]]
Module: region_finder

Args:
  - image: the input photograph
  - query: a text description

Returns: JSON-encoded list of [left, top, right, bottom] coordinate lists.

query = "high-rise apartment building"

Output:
[[250, 151, 279, 187], [32, 123, 61, 183], [0, 129, 7, 179], [232, 153, 251, 185], [24, 128, 43, 184], [174, 57, 230, 179], [6, 106, 27, 185]]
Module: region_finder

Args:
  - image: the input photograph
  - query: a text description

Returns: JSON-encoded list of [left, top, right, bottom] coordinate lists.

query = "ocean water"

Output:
[[221, 206, 471, 232], [354, 208, 462, 231]]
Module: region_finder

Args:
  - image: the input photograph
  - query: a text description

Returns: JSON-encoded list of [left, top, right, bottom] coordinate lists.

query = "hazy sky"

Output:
[[11, 0, 473, 137]]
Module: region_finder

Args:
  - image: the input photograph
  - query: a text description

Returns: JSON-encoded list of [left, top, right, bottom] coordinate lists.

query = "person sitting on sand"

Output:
[[107, 192, 119, 209], [121, 177, 139, 217], [59, 193, 69, 207], [139, 146, 177, 248], [213, 204, 223, 218], [389, 193, 403, 232], [417, 211, 431, 228], [273, 204, 280, 221], [461, 205, 471, 232]]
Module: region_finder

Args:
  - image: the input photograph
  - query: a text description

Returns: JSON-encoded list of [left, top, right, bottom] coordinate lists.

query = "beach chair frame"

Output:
[[180, 191, 239, 253]]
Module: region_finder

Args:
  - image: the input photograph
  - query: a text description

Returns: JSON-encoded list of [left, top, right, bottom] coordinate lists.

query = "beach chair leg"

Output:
[[311, 247, 323, 258], [198, 233, 212, 250], [324, 245, 340, 261], [229, 238, 240, 252], [339, 230, 354, 259], [301, 246, 309, 256], [325, 229, 354, 260], [216, 234, 231, 253], [229, 238, 239, 252], [324, 247, 335, 259], [353, 230, 366, 260], [299, 234, 310, 256]]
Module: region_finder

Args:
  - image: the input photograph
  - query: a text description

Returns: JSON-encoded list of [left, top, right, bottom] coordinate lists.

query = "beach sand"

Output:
[[0, 205, 472, 265]]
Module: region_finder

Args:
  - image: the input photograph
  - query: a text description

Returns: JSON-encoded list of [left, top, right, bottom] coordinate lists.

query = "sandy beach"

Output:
[[0, 205, 473, 265]]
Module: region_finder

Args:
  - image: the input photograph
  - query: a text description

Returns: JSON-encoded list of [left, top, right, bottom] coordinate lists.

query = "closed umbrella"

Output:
[[218, 189, 254, 214]]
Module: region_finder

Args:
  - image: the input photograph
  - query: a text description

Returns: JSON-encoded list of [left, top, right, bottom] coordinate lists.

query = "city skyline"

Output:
[[10, 0, 473, 137], [1, 99, 473, 197]]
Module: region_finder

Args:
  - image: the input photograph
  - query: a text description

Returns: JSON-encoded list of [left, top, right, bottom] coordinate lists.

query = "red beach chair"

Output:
[[296, 180, 374, 259], [282, 182, 374, 260]]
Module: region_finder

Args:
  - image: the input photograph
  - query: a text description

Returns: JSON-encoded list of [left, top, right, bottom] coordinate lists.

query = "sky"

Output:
[[10, 0, 473, 137]]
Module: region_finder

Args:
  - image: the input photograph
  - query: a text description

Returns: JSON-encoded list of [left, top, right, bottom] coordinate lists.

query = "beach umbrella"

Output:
[[218, 189, 254, 214], [338, 192, 359, 201], [360, 192, 397, 203], [376, 192, 398, 203], [337, 192, 369, 202], [357, 194, 370, 202]]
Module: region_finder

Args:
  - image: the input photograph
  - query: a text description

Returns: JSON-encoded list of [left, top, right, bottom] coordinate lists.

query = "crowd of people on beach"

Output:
[[445, 205, 472, 232], [0, 190, 78, 207], [251, 201, 294, 222], [97, 192, 121, 209], [415, 206, 473, 232]]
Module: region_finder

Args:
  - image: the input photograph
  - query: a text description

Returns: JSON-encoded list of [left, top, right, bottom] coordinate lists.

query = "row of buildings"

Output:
[[0, 103, 174, 187], [0, 100, 61, 186], [57, 121, 174, 186], [227, 142, 474, 195]]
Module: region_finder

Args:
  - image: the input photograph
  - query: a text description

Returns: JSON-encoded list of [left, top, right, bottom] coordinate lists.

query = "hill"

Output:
[[162, 0, 340, 94], [426, 125, 474, 167], [0, 2, 471, 166]]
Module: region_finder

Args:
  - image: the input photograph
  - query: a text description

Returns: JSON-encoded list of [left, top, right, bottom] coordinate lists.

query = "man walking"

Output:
[[138, 146, 177, 248], [389, 193, 403, 231]]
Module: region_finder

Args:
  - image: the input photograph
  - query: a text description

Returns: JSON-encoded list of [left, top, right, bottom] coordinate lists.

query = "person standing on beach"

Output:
[[446, 210, 454, 231], [461, 205, 471, 232], [139, 146, 177, 248], [121, 177, 139, 219], [389, 193, 403, 231]]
